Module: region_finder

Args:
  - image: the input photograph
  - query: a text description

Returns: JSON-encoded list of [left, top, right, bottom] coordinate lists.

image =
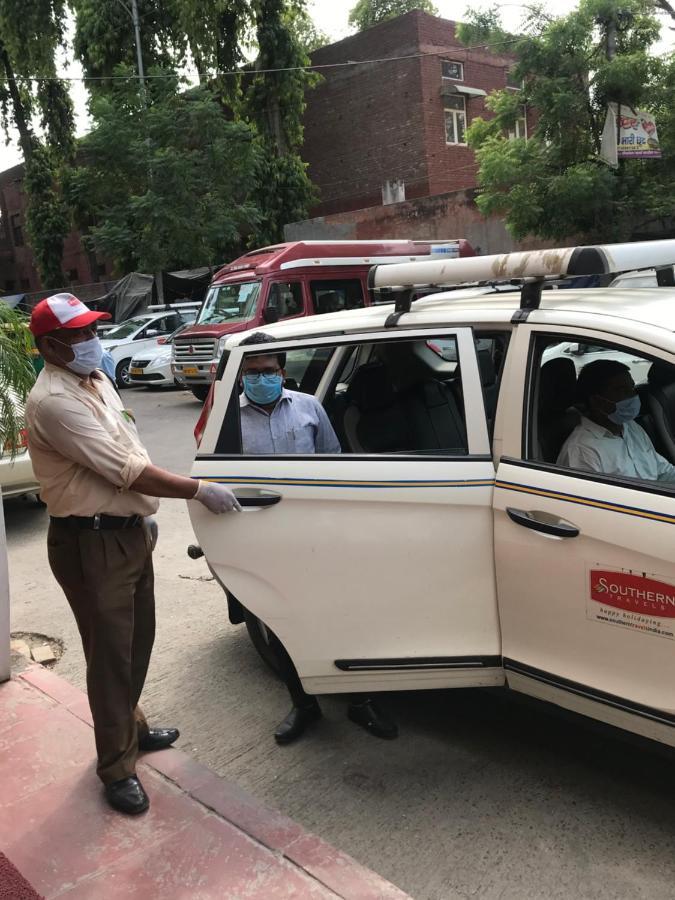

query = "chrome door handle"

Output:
[[506, 507, 579, 538]]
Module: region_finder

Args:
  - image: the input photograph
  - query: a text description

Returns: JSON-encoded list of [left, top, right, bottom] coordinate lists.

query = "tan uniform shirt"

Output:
[[26, 364, 159, 517]]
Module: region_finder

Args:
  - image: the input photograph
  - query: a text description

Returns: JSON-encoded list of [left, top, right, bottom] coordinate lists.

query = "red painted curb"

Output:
[[16, 666, 410, 900]]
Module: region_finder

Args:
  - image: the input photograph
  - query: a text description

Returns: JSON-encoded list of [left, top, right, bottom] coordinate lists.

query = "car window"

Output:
[[527, 334, 675, 490], [198, 281, 261, 325], [266, 282, 304, 321], [219, 336, 474, 457], [310, 279, 365, 315], [103, 317, 149, 339]]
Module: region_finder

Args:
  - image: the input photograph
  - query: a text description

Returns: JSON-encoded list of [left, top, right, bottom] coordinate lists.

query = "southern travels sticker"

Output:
[[588, 567, 675, 640]]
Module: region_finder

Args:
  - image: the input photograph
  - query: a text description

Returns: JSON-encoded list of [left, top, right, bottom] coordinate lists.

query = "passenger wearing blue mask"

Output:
[[557, 359, 675, 482], [238, 332, 398, 744]]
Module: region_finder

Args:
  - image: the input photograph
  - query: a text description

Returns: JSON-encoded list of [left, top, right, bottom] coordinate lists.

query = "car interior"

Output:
[[532, 339, 675, 466]]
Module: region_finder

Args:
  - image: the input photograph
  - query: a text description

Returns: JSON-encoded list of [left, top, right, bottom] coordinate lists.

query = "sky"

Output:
[[0, 0, 673, 171]]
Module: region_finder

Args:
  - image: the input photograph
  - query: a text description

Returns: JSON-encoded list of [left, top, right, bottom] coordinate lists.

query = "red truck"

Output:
[[172, 239, 475, 400]]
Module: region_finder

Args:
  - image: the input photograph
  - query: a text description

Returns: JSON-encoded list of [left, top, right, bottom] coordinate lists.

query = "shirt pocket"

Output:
[[287, 424, 316, 454]]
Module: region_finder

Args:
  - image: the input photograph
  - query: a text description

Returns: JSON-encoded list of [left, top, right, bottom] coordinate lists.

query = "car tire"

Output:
[[190, 385, 210, 402], [243, 610, 285, 679], [115, 358, 133, 389]]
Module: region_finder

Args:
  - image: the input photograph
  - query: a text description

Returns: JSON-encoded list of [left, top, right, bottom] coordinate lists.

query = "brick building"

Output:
[[0, 163, 113, 301], [303, 10, 524, 217]]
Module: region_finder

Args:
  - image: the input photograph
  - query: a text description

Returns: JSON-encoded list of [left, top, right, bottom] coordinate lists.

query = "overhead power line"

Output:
[[0, 38, 521, 84]]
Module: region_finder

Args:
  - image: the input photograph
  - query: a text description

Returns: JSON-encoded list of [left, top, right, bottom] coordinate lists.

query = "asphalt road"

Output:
[[6, 386, 675, 900]]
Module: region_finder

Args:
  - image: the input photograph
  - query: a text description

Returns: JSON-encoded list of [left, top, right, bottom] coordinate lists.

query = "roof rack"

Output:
[[368, 239, 675, 320]]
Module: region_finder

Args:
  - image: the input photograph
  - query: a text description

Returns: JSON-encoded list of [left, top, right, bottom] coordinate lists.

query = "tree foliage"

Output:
[[348, 0, 437, 32], [70, 0, 317, 258], [0, 0, 74, 287], [461, 0, 675, 242], [66, 77, 260, 273], [0, 302, 36, 457]]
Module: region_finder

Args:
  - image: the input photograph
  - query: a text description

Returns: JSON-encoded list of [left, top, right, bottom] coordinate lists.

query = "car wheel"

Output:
[[190, 385, 210, 402], [115, 358, 133, 389], [243, 610, 285, 679]]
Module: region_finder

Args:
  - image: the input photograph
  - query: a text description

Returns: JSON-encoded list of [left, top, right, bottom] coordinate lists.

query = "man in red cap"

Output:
[[26, 293, 240, 814]]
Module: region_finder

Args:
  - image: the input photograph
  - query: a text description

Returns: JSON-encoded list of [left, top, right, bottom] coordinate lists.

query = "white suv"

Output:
[[189, 239, 675, 755]]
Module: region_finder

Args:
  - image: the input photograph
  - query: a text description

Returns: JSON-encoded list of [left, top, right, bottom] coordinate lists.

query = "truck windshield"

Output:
[[198, 281, 261, 325]]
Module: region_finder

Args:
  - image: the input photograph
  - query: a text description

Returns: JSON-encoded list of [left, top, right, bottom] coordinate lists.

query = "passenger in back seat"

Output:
[[557, 359, 675, 482]]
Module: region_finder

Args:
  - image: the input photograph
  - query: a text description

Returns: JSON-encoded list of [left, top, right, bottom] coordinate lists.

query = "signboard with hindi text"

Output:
[[618, 108, 662, 159]]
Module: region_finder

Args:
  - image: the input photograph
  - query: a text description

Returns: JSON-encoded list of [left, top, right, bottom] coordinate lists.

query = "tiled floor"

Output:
[[0, 667, 409, 900]]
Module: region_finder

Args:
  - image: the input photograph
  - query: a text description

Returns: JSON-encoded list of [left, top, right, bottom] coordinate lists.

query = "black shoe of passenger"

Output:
[[105, 775, 150, 815], [274, 702, 322, 744], [138, 727, 180, 752], [347, 699, 398, 739]]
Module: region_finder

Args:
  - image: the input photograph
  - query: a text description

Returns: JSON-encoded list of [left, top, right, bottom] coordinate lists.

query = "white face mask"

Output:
[[52, 335, 103, 376]]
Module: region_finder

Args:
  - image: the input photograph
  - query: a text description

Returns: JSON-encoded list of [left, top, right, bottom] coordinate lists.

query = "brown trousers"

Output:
[[48, 518, 155, 784]]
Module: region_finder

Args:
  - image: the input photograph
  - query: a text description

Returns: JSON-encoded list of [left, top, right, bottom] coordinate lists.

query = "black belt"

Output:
[[51, 514, 143, 531]]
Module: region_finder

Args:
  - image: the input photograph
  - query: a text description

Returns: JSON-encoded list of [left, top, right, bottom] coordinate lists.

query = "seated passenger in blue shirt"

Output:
[[237, 332, 398, 745]]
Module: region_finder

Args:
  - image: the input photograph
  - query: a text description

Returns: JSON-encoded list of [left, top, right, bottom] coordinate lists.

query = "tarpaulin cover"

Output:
[[93, 272, 154, 322], [152, 267, 216, 306]]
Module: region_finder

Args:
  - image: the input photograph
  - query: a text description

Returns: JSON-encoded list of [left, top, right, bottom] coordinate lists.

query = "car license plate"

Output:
[[183, 366, 199, 376], [130, 367, 143, 375]]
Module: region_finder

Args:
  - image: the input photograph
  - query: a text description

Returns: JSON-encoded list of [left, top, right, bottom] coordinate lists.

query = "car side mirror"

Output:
[[263, 306, 279, 324], [144, 329, 160, 338]]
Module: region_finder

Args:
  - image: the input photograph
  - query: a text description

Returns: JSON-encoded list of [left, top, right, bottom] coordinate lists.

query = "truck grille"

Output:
[[174, 337, 216, 363]]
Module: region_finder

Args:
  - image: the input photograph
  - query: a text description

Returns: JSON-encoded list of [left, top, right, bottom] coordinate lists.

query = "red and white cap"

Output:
[[29, 293, 111, 338]]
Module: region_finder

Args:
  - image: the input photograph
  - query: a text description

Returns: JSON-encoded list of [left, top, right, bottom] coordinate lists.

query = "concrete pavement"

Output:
[[6, 386, 675, 899], [1, 661, 409, 898]]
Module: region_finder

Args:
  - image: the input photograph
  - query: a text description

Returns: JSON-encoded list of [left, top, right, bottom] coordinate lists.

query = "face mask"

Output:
[[606, 394, 641, 425], [243, 373, 283, 406], [52, 335, 103, 376]]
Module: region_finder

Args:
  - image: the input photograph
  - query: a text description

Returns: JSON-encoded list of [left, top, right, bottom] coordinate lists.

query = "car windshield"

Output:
[[197, 281, 261, 325], [103, 317, 153, 340]]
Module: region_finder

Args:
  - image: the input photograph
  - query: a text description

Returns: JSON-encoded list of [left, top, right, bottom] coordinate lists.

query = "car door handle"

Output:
[[234, 490, 282, 508], [506, 507, 579, 538]]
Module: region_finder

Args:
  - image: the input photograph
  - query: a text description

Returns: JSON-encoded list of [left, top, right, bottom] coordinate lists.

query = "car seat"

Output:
[[645, 362, 675, 462], [378, 342, 467, 454], [342, 362, 411, 452], [537, 357, 580, 462]]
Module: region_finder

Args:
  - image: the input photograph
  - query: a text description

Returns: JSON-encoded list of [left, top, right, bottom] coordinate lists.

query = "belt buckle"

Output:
[[93, 514, 101, 530]]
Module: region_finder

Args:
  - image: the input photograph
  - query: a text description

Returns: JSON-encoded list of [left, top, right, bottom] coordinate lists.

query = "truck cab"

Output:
[[172, 239, 475, 400]]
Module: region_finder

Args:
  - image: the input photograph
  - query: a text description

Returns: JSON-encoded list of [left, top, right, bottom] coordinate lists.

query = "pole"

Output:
[[0, 501, 11, 683], [130, 0, 146, 106]]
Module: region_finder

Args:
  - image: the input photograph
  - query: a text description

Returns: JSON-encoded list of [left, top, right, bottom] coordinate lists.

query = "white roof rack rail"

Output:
[[368, 238, 675, 320]]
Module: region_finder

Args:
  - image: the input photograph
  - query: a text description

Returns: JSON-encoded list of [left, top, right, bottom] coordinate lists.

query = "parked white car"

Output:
[[190, 238, 675, 758], [129, 324, 190, 388], [100, 310, 195, 388], [1, 393, 40, 502]]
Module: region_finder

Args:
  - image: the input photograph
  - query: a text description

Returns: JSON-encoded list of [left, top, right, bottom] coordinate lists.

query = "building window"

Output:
[[441, 60, 464, 81], [508, 107, 527, 140], [444, 96, 467, 145], [10, 213, 23, 247]]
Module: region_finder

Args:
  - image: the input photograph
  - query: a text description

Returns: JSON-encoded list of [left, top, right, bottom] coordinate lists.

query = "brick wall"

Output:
[[0, 163, 112, 299], [304, 11, 520, 216], [285, 189, 576, 255]]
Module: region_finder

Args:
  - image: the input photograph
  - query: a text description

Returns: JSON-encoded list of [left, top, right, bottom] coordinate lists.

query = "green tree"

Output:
[[65, 77, 260, 273], [348, 0, 437, 32], [459, 0, 675, 243], [0, 302, 35, 456], [243, 0, 317, 245], [0, 0, 74, 287]]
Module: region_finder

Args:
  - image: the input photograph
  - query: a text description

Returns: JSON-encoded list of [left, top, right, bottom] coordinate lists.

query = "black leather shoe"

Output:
[[347, 699, 398, 739], [138, 727, 180, 752], [274, 702, 322, 745], [105, 776, 149, 815]]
